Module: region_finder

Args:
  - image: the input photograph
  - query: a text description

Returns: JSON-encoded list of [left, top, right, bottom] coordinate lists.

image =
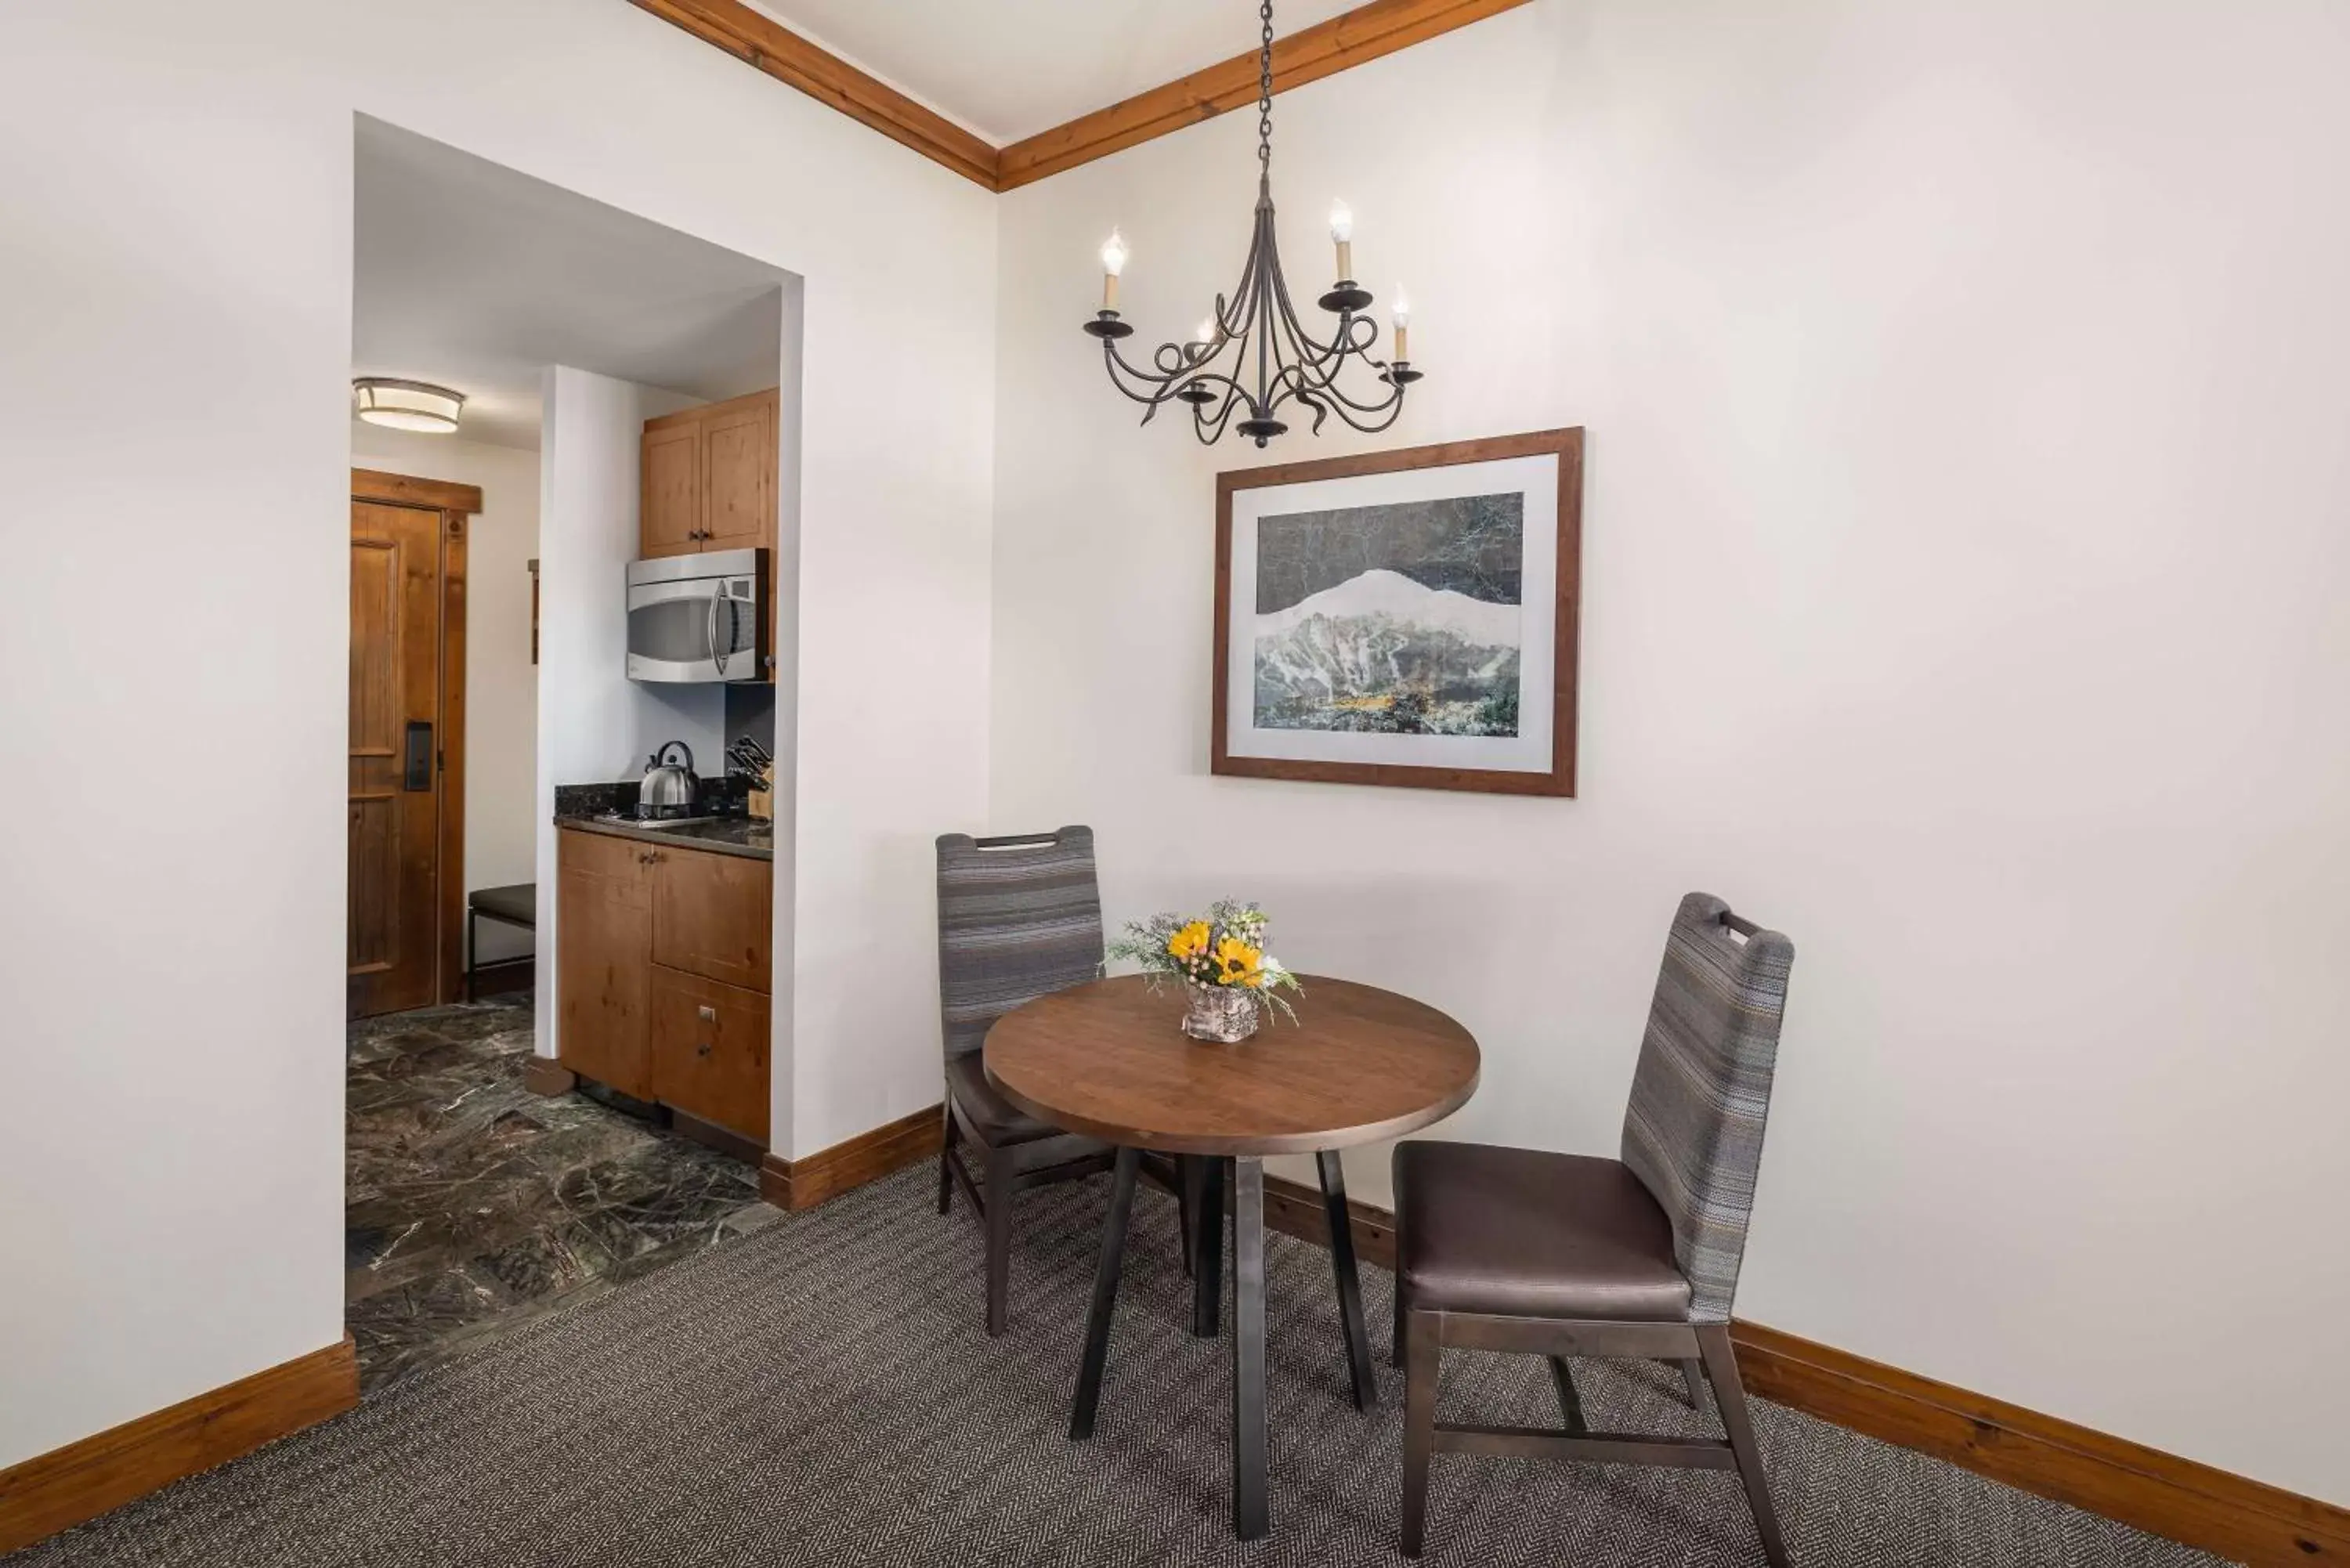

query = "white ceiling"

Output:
[[747, 0, 1362, 146], [352, 117, 790, 450]]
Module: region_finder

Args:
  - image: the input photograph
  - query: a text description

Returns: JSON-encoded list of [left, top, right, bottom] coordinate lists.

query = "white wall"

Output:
[[348, 425, 540, 964], [0, 0, 994, 1471], [990, 0, 2350, 1505], [533, 365, 721, 1064]]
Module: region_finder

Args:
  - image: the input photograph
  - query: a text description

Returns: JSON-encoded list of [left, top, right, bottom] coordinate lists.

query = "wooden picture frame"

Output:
[[1211, 428, 1582, 797]]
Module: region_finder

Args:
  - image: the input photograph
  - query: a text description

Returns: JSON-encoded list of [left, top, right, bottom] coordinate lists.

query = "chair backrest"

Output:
[[1619, 892, 1795, 1323], [934, 826, 1105, 1060]]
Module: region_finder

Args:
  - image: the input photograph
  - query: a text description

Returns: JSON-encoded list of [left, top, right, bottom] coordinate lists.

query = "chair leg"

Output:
[[1546, 1357, 1587, 1433], [984, 1147, 1014, 1337], [1679, 1357, 1708, 1411], [1400, 1309, 1440, 1559], [936, 1109, 957, 1216], [1696, 1324, 1791, 1568]]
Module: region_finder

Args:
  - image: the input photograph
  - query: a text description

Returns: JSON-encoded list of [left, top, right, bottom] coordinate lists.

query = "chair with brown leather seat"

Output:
[[935, 827, 1191, 1336], [1394, 892, 1796, 1565]]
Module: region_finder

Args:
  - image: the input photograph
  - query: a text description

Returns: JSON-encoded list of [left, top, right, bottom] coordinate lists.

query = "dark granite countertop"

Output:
[[556, 813, 774, 862]]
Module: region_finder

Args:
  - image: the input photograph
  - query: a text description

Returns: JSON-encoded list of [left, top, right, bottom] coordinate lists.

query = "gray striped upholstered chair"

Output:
[[935, 828, 1122, 1336], [1394, 892, 1796, 1565]]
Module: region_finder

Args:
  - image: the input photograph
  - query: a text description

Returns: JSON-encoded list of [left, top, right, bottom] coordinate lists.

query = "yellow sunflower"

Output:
[[1167, 920, 1212, 961], [1212, 935, 1264, 988]]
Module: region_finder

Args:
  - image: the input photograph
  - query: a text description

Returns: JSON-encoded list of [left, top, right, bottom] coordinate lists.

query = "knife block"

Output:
[[747, 764, 774, 821]]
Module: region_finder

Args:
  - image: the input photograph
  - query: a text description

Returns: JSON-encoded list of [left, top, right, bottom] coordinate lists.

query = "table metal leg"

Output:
[[1316, 1148, 1376, 1410], [1070, 1144, 1141, 1442], [1191, 1155, 1224, 1338], [1232, 1156, 1269, 1540]]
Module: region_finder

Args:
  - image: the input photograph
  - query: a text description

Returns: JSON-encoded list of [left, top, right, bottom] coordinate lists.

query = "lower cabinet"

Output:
[[648, 966, 771, 1143], [556, 826, 772, 1144]]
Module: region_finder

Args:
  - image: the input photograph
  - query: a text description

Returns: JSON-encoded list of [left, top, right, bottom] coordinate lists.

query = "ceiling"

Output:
[[353, 117, 790, 450], [745, 0, 1362, 146]]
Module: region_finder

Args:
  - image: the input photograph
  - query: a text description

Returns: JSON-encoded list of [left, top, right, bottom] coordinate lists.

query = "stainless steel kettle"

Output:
[[638, 741, 698, 819]]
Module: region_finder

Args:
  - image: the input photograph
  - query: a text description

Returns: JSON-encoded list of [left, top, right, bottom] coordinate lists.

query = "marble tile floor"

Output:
[[346, 995, 778, 1389]]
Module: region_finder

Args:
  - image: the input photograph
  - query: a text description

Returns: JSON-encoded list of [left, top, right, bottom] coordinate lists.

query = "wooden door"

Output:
[[641, 421, 702, 557], [698, 396, 772, 552], [649, 966, 771, 1142], [556, 829, 653, 1098], [649, 848, 772, 992], [348, 498, 447, 1018]]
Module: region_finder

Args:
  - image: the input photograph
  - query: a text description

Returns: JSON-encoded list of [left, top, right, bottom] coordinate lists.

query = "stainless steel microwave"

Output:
[[626, 548, 768, 683]]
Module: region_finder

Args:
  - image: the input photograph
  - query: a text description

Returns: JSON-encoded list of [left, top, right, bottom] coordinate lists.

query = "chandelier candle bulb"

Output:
[[1392, 292, 1411, 361], [1329, 200, 1354, 281], [1099, 229, 1128, 311]]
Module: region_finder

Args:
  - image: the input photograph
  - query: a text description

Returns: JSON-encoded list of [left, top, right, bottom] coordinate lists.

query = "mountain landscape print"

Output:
[[1252, 492, 1524, 736]]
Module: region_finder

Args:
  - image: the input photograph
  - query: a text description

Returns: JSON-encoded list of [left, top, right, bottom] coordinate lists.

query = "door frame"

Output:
[[352, 467, 478, 1006]]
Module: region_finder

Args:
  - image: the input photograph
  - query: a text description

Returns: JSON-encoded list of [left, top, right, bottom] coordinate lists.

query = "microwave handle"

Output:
[[707, 588, 721, 677]]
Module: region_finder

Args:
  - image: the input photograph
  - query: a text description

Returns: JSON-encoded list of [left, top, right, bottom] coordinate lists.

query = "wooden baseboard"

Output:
[[1260, 1180, 2348, 1566], [0, 1335, 359, 1555], [1263, 1172, 1398, 1270], [1730, 1322, 2349, 1566], [761, 1103, 944, 1212], [521, 1055, 576, 1097]]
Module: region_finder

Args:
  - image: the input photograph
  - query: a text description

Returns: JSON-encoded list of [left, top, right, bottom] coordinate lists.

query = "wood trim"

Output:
[[996, 0, 1538, 190], [759, 1103, 945, 1211], [0, 1335, 358, 1555], [628, 0, 998, 188], [1730, 1323, 2350, 1567], [1211, 428, 1582, 797], [631, 0, 1534, 193], [1264, 1172, 1397, 1269], [1260, 1180, 2350, 1566], [350, 468, 481, 515], [436, 509, 468, 1005]]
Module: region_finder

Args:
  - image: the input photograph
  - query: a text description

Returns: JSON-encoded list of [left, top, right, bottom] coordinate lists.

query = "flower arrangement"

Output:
[[1106, 899, 1302, 1041]]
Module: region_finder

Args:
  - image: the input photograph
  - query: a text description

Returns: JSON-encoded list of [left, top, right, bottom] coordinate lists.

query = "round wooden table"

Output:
[[986, 974, 1480, 1541]]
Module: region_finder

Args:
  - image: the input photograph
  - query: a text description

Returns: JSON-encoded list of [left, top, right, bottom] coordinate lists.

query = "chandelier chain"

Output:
[[1256, 0, 1274, 174]]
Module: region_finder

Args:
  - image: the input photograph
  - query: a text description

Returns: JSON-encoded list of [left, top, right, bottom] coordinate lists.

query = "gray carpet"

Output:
[[16, 1166, 2227, 1566]]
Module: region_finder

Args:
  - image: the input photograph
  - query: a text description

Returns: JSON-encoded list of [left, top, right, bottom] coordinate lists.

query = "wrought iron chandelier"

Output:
[[1083, 0, 1420, 447]]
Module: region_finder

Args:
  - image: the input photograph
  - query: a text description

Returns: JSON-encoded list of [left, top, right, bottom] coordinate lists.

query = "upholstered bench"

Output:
[[466, 883, 537, 1000]]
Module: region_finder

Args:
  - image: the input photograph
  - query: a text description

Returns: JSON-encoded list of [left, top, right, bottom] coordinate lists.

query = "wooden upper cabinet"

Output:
[[640, 388, 777, 559], [700, 399, 773, 552], [640, 423, 702, 558]]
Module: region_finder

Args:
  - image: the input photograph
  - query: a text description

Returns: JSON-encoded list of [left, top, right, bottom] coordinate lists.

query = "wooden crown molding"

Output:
[[630, 0, 1537, 193], [995, 0, 1535, 192], [0, 1335, 358, 1555], [630, 0, 997, 187], [1261, 1179, 2350, 1567]]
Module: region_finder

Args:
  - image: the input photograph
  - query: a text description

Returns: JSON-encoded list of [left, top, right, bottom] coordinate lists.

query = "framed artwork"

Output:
[[1212, 428, 1582, 797]]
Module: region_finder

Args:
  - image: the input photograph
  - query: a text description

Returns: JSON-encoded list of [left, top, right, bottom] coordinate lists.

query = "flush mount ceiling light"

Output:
[[1083, 0, 1420, 448], [352, 377, 465, 434]]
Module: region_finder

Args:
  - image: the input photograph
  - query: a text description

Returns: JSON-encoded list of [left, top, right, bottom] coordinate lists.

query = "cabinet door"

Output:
[[649, 847, 771, 992], [557, 830, 653, 1097], [698, 396, 772, 552], [649, 965, 770, 1143], [641, 421, 702, 558]]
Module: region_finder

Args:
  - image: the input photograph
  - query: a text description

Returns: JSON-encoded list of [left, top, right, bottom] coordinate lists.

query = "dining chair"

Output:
[[1394, 891, 1795, 1565], [935, 827, 1189, 1336]]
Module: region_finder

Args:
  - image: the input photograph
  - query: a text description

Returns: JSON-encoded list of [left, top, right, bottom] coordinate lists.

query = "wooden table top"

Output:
[[984, 974, 1481, 1157]]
